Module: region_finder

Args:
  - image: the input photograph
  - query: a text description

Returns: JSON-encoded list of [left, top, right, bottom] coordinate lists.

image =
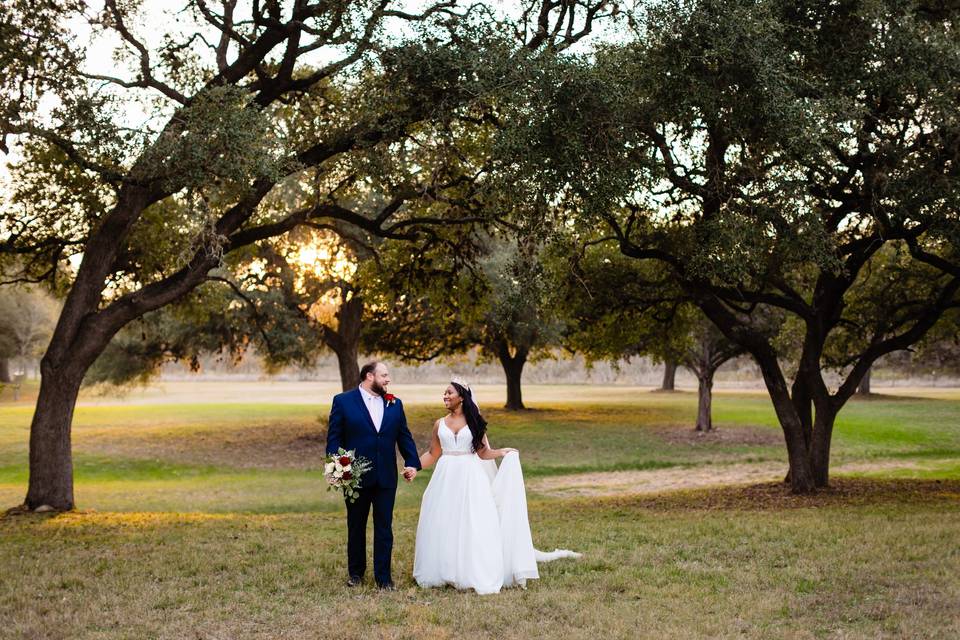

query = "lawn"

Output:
[[1, 382, 959, 639]]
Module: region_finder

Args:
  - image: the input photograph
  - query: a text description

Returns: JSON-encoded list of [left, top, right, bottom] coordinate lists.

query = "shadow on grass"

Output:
[[573, 477, 960, 512], [651, 424, 783, 447], [847, 392, 946, 402]]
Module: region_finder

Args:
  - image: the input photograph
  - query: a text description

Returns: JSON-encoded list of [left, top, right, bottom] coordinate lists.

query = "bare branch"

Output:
[[3, 122, 124, 183], [833, 275, 960, 405], [103, 0, 189, 104], [382, 1, 459, 20], [205, 273, 276, 354], [522, 0, 615, 51]]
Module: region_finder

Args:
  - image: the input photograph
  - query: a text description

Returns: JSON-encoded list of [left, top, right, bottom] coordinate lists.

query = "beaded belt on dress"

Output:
[[443, 450, 473, 456]]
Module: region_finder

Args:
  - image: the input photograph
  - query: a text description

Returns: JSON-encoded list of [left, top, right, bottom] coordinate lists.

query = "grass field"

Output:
[[2, 382, 959, 639]]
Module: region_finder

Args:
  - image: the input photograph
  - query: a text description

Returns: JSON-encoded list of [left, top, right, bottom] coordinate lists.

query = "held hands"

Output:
[[402, 467, 418, 482]]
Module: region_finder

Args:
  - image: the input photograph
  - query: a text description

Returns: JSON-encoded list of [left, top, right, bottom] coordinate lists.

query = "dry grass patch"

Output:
[[530, 461, 788, 496], [74, 421, 327, 470], [530, 459, 955, 498]]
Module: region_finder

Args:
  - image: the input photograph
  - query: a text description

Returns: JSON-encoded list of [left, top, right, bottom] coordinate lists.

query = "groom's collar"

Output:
[[357, 384, 380, 402]]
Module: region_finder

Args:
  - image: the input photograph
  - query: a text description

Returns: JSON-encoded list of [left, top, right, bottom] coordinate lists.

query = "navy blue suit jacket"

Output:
[[325, 388, 421, 490]]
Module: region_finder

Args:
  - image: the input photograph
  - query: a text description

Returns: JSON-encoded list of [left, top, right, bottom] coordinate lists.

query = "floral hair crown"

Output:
[[450, 376, 471, 392], [451, 376, 479, 410]]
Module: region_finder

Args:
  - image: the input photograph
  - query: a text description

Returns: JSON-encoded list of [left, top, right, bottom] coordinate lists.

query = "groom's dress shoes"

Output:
[[346, 575, 363, 587], [376, 581, 396, 591]]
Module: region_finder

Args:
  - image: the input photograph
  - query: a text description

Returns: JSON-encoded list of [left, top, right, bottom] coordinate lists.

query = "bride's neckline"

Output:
[[441, 416, 469, 439]]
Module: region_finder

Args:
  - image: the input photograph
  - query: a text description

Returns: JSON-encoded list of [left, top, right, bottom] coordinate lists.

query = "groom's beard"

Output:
[[370, 381, 386, 397]]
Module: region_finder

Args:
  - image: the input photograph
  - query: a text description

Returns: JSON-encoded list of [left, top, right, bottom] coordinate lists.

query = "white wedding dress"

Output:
[[413, 418, 579, 595]]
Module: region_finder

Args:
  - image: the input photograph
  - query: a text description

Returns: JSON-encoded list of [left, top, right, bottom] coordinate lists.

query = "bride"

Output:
[[412, 380, 578, 594]]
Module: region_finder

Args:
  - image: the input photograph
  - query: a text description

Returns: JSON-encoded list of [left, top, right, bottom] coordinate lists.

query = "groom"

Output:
[[325, 360, 421, 590]]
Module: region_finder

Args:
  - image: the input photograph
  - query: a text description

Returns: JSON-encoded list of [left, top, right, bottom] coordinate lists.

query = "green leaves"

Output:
[[137, 85, 290, 191], [0, 1, 85, 148]]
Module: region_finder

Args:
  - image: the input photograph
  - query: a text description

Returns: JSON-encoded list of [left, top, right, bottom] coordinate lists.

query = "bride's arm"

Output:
[[418, 421, 443, 469], [476, 434, 518, 460]]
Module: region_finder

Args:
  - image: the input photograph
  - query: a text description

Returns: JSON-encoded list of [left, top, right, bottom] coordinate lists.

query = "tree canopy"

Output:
[[0, 0, 619, 510], [503, 0, 960, 492]]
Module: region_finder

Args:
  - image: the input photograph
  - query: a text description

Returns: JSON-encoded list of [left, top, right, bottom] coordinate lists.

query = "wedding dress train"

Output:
[[413, 419, 580, 594]]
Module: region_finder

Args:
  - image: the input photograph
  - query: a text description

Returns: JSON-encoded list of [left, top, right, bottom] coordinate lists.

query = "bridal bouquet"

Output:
[[323, 449, 372, 503]]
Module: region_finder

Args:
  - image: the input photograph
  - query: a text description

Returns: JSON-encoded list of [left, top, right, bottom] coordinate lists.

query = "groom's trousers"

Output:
[[345, 484, 397, 584]]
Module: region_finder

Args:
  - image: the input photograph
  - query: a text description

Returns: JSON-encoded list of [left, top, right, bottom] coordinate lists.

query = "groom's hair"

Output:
[[360, 360, 382, 382]]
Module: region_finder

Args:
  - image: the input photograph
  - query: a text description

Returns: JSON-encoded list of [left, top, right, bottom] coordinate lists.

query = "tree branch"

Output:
[[103, 0, 189, 104]]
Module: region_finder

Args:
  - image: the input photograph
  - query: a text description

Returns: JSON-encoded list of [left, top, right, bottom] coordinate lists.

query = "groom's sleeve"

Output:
[[396, 401, 421, 470], [326, 396, 343, 456]]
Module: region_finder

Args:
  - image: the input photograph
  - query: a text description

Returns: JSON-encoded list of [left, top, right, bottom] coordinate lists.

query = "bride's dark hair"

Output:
[[451, 382, 487, 453]]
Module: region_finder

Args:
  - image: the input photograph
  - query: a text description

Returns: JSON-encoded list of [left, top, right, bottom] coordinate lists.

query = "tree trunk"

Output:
[[695, 372, 714, 432], [22, 242, 205, 510], [754, 354, 816, 493], [659, 360, 677, 391], [334, 346, 360, 391], [0, 358, 10, 383], [769, 395, 816, 492], [857, 367, 871, 395], [330, 294, 363, 391], [25, 361, 84, 510], [810, 408, 837, 488], [497, 342, 528, 411], [790, 375, 813, 452], [693, 296, 816, 493], [503, 359, 525, 410]]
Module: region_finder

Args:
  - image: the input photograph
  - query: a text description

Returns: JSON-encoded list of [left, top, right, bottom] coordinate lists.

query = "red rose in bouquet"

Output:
[[339, 455, 351, 466]]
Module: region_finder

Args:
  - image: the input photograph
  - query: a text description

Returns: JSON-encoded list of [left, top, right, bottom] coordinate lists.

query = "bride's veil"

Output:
[[458, 382, 582, 577]]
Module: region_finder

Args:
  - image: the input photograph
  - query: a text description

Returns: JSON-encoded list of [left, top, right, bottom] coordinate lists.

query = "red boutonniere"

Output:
[[384, 393, 397, 407]]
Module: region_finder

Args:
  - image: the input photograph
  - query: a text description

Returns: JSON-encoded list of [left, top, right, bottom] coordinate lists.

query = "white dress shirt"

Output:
[[358, 385, 384, 432]]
